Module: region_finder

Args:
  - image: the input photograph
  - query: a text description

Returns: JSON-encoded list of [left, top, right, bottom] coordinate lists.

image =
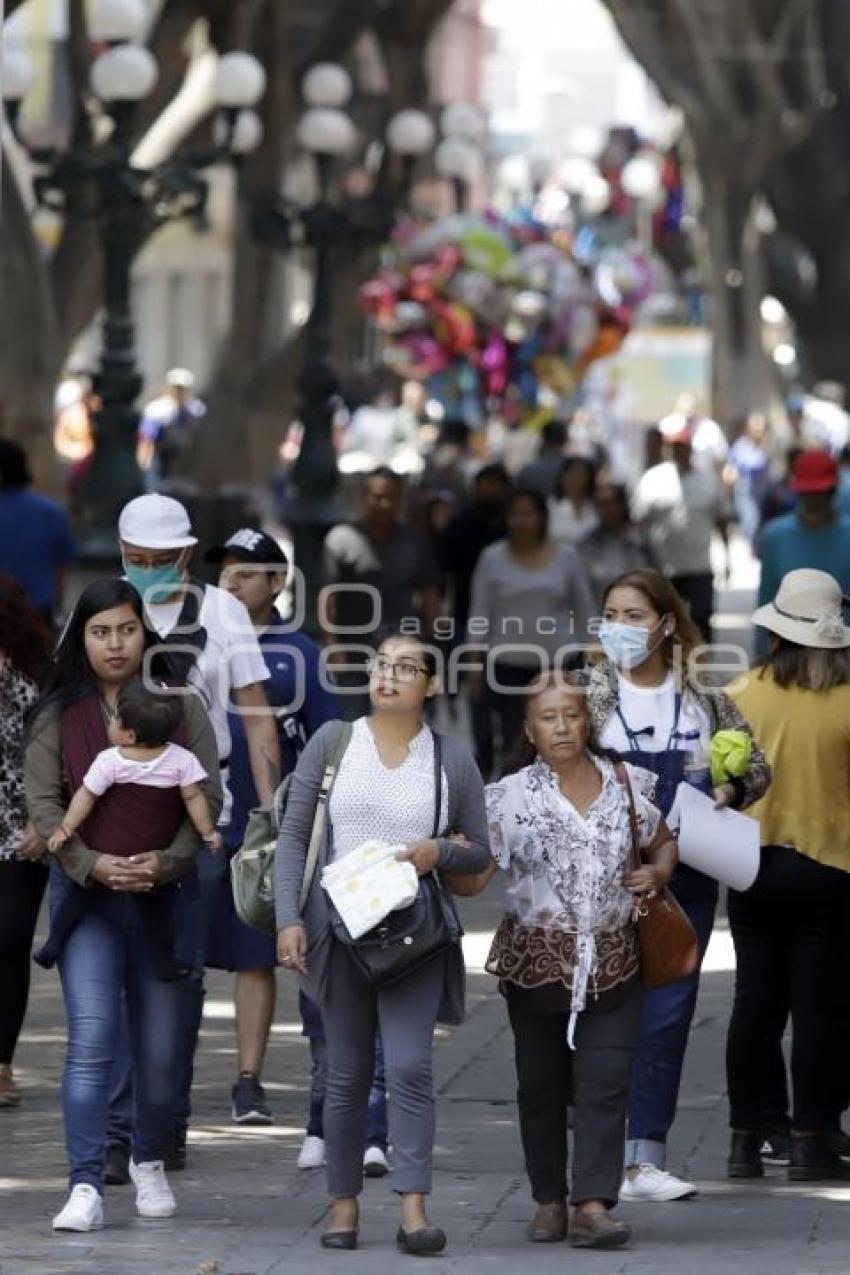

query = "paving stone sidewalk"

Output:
[[1, 890, 848, 1275]]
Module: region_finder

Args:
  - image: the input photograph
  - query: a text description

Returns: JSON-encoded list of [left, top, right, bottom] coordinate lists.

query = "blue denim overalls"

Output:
[[615, 688, 718, 1171]]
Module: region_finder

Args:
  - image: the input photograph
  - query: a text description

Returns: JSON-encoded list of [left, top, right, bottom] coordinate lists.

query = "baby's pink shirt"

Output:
[[83, 743, 208, 796]]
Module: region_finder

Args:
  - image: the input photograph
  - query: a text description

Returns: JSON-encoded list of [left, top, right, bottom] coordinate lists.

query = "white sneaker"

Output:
[[297, 1134, 326, 1171], [129, 1159, 176, 1218], [52, 1184, 104, 1232], [363, 1145, 389, 1178], [620, 1163, 698, 1202]]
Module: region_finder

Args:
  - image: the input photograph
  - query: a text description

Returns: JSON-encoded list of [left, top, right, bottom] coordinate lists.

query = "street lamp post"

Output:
[[254, 62, 436, 624], [1, 2, 266, 556]]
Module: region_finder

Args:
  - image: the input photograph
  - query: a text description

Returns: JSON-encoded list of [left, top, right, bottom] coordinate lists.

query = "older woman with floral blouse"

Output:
[[456, 670, 676, 1250]]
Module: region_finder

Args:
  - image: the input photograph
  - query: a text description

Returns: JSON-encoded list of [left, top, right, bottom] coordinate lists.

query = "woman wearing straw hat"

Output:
[[726, 569, 850, 1183]]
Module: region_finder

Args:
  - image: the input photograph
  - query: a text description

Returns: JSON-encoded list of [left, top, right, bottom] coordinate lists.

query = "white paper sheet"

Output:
[[668, 782, 760, 892]]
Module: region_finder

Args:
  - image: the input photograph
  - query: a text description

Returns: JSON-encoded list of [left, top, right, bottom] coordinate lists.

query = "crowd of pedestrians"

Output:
[[2, 390, 850, 1256]]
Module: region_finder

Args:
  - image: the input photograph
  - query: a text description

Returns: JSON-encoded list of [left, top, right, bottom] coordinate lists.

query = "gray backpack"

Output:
[[230, 721, 352, 934]]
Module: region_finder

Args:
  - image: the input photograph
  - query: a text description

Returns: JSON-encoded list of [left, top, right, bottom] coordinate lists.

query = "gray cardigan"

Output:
[[275, 719, 490, 1025]]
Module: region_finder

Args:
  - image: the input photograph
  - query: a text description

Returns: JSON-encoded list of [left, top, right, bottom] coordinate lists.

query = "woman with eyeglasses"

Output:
[[275, 631, 489, 1255]]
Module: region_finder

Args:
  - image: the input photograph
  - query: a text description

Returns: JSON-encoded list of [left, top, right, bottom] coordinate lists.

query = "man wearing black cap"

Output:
[[204, 528, 339, 1125]]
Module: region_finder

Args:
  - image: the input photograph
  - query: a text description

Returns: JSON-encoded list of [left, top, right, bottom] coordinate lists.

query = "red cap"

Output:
[[791, 450, 838, 494]]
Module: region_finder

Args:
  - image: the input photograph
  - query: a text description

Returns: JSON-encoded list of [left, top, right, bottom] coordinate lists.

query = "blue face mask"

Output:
[[123, 560, 183, 603], [598, 620, 655, 670]]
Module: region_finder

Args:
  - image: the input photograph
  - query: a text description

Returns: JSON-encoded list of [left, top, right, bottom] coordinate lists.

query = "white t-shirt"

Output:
[[144, 584, 269, 823], [84, 742, 207, 794], [144, 584, 269, 762], [600, 672, 711, 779]]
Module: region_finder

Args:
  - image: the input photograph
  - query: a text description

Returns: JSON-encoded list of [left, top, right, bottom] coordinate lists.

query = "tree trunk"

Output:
[[0, 155, 62, 490], [699, 165, 773, 422], [766, 96, 850, 395]]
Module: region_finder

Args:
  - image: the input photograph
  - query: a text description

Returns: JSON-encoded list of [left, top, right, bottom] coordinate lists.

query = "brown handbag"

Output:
[[615, 761, 700, 990]]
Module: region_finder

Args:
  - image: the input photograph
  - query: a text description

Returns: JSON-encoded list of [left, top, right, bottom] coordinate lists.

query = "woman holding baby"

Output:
[[24, 578, 221, 1233]]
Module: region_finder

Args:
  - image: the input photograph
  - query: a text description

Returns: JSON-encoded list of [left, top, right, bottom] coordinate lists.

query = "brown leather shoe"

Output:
[[570, 1208, 630, 1250], [526, 1200, 567, 1243]]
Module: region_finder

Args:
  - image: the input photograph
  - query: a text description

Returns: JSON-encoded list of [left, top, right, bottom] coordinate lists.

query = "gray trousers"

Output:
[[322, 941, 445, 1197], [506, 976, 643, 1208]]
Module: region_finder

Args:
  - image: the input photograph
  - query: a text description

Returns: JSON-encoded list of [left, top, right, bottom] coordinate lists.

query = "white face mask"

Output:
[[599, 615, 670, 670], [598, 620, 653, 670]]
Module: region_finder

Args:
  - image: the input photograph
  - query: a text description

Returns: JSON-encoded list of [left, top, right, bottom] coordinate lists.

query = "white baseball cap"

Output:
[[118, 494, 198, 550]]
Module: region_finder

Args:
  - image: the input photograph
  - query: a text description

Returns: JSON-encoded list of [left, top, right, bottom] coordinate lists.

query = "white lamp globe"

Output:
[[621, 154, 662, 201], [302, 62, 352, 109], [297, 106, 356, 156], [386, 109, 436, 157], [89, 0, 148, 44], [499, 154, 529, 192], [440, 101, 486, 143], [567, 124, 604, 160], [558, 155, 596, 194], [435, 137, 480, 183], [1, 48, 35, 102], [581, 173, 612, 216], [214, 51, 266, 109], [214, 108, 264, 155], [90, 44, 158, 103]]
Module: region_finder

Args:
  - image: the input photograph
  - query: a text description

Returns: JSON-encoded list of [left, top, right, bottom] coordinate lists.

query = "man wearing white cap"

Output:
[[118, 493, 279, 808], [107, 493, 280, 1172]]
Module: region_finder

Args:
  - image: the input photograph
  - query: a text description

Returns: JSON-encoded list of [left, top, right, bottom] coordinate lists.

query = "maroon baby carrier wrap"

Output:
[[60, 694, 186, 854], [36, 693, 196, 975]]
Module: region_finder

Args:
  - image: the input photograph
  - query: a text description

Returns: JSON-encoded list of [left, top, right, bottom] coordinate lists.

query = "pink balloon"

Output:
[[480, 332, 509, 395]]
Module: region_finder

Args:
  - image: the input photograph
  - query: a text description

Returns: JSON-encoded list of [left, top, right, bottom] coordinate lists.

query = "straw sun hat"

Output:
[[752, 568, 850, 649]]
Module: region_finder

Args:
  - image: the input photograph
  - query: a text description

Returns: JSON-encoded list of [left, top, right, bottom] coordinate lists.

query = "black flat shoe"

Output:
[[320, 1230, 358, 1251], [789, 1133, 850, 1182], [727, 1131, 764, 1179], [396, 1226, 447, 1256]]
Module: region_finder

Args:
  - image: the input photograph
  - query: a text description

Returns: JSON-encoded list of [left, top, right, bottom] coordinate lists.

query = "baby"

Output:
[[48, 679, 222, 854]]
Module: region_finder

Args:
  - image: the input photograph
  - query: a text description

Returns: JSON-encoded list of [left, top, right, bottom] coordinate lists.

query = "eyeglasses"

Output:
[[368, 656, 430, 683]]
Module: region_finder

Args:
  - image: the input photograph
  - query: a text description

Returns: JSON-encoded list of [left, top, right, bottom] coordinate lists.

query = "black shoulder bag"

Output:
[[329, 730, 463, 987]]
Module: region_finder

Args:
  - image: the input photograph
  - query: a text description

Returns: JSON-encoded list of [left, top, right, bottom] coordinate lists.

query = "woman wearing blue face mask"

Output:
[[587, 569, 770, 1205]]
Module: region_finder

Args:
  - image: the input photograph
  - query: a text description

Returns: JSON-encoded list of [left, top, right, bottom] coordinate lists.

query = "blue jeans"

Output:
[[625, 894, 716, 1169], [307, 1033, 388, 1151], [107, 851, 210, 1146], [52, 873, 184, 1190]]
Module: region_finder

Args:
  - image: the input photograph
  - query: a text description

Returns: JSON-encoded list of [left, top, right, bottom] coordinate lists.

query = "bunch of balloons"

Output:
[[359, 210, 655, 417]]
